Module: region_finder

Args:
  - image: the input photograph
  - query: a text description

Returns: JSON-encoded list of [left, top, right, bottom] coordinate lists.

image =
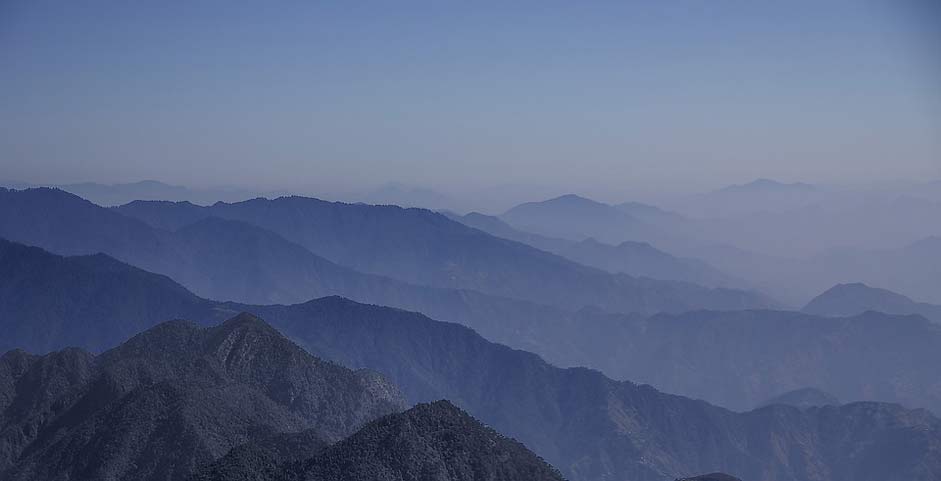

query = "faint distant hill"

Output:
[[194, 401, 566, 481], [500, 193, 653, 244], [498, 186, 941, 305], [667, 178, 822, 219], [759, 388, 841, 410], [0, 313, 404, 481], [804, 238, 941, 305], [1, 180, 274, 206], [497, 193, 742, 259], [448, 211, 745, 289], [704, 193, 941, 259], [355, 182, 463, 211], [615, 200, 688, 227], [443, 210, 571, 253], [718, 178, 816, 194], [3, 246, 941, 480], [557, 238, 747, 289], [803, 282, 941, 323]]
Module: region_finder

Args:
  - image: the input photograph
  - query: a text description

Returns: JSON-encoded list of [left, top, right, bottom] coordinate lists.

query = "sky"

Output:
[[1, 0, 939, 198]]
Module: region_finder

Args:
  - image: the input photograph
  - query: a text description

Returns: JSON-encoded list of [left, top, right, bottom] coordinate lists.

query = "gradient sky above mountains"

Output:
[[1, 0, 939, 195]]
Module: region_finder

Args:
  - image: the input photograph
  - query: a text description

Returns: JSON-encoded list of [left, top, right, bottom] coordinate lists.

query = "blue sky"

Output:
[[1, 0, 939, 195]]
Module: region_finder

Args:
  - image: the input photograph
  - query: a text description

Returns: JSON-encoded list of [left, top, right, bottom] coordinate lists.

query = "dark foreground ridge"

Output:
[[0, 314, 404, 481], [677, 474, 742, 481], [193, 400, 566, 481]]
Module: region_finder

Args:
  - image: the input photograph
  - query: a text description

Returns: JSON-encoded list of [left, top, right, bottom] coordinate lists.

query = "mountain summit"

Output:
[[803, 282, 941, 322]]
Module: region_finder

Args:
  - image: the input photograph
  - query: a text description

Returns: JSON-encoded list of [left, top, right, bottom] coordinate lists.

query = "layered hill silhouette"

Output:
[[0, 314, 405, 481], [803, 282, 941, 323], [447, 211, 743, 288], [499, 191, 941, 306], [560, 308, 941, 412], [0, 188, 776, 319], [2, 243, 941, 480], [109, 190, 774, 313], [0, 235, 575, 359], [4, 239, 941, 416], [194, 401, 566, 481]]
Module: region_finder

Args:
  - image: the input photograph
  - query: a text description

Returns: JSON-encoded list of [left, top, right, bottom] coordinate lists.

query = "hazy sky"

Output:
[[2, 0, 939, 197]]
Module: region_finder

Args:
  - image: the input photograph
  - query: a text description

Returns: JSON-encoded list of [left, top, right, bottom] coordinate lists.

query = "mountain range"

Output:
[[0, 187, 775, 316], [497, 189, 941, 306], [447, 211, 744, 288], [112, 191, 774, 313], [2, 241, 941, 480], [4, 238, 941, 417]]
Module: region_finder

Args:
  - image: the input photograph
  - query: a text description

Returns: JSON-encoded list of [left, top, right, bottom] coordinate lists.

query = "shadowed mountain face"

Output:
[[189, 429, 328, 481], [265, 401, 565, 481], [0, 314, 405, 481], [2, 245, 941, 480], [110, 191, 774, 314], [0, 238, 210, 353], [447, 211, 744, 289], [803, 282, 941, 323], [759, 388, 841, 410], [191, 402, 565, 481]]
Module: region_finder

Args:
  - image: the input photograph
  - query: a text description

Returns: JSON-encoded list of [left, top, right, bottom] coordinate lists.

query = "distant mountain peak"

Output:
[[804, 283, 917, 314], [287, 399, 566, 481], [213, 312, 284, 342], [545, 193, 606, 205], [909, 235, 941, 250], [803, 282, 941, 323], [718, 178, 816, 193]]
